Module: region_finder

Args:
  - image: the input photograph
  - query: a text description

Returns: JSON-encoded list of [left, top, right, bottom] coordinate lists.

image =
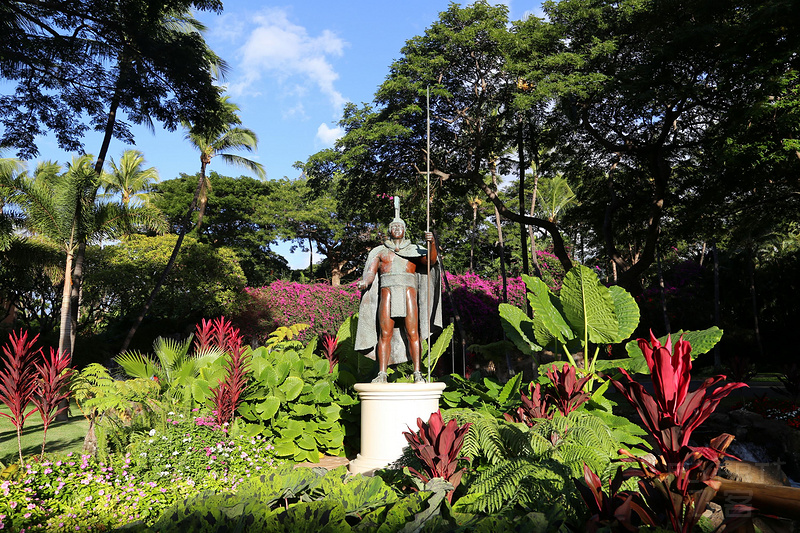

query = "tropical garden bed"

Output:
[[1, 268, 797, 532]]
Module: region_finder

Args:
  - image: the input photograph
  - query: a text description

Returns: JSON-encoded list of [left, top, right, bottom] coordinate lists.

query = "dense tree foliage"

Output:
[[155, 172, 288, 286], [0, 0, 225, 160]]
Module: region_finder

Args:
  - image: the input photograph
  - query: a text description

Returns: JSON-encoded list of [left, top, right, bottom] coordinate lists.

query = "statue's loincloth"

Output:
[[380, 272, 416, 317]]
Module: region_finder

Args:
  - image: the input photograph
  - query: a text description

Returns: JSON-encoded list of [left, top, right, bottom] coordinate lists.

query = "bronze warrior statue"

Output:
[[354, 200, 442, 383]]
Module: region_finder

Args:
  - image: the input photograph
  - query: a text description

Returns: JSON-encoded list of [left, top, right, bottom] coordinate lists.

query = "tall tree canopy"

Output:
[[0, 0, 226, 160]]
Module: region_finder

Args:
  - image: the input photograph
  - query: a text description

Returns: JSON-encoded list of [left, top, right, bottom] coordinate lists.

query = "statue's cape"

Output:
[[354, 242, 443, 365]]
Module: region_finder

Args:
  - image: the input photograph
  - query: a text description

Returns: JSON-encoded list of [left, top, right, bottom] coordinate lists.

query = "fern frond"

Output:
[[463, 457, 572, 514], [443, 408, 506, 465]]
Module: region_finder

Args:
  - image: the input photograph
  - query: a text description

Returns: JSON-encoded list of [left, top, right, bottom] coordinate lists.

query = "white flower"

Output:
[[172, 451, 179, 456], [149, 429, 156, 437]]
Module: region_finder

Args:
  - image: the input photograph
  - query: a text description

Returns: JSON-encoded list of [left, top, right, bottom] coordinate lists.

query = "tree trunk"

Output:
[[528, 168, 543, 278], [58, 249, 75, 355], [712, 241, 721, 368], [67, 72, 124, 355], [470, 204, 477, 272], [747, 244, 763, 358], [120, 162, 207, 352], [517, 118, 529, 281], [656, 245, 671, 334]]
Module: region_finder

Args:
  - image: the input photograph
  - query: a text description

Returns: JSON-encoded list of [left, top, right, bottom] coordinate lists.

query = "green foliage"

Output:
[[604, 326, 724, 375], [220, 345, 356, 462], [154, 173, 287, 286], [440, 372, 524, 417], [500, 267, 639, 376], [457, 456, 576, 516], [84, 234, 247, 340], [115, 335, 215, 408]]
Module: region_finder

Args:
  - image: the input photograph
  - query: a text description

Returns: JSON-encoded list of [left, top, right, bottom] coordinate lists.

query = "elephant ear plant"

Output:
[[579, 331, 750, 532]]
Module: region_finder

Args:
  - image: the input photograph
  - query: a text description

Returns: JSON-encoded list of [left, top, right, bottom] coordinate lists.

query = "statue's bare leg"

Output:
[[373, 288, 394, 382], [405, 288, 425, 383]]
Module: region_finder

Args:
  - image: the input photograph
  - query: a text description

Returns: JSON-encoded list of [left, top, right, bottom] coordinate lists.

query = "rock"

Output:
[[720, 459, 791, 486]]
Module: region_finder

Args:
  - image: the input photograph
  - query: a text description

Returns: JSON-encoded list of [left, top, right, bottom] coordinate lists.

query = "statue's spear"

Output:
[[426, 86, 432, 383]]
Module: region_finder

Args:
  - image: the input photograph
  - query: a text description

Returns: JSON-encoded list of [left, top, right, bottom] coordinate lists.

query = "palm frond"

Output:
[[114, 351, 161, 380]]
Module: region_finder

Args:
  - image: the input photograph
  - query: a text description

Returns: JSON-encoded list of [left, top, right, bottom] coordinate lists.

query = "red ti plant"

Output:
[[402, 410, 471, 503], [31, 347, 74, 459], [505, 364, 592, 425], [546, 363, 592, 416], [0, 330, 42, 464], [575, 463, 657, 532], [319, 332, 338, 373], [611, 331, 746, 467], [608, 331, 749, 532], [505, 382, 553, 424], [195, 316, 243, 355], [209, 342, 250, 427]]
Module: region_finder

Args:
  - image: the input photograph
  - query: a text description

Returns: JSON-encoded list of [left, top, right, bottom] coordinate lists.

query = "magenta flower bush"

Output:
[[232, 281, 361, 343], [232, 270, 564, 348]]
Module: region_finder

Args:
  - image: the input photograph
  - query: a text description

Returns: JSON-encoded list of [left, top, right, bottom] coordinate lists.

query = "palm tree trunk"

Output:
[[59, 249, 75, 355], [517, 118, 529, 280], [120, 165, 206, 352], [528, 171, 543, 278], [67, 74, 124, 354]]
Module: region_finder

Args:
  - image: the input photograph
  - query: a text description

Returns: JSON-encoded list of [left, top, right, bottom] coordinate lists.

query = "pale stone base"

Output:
[[348, 382, 446, 475]]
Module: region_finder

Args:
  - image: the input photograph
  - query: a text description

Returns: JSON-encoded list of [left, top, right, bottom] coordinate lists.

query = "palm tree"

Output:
[[4, 156, 165, 353], [100, 150, 160, 207], [120, 97, 265, 351]]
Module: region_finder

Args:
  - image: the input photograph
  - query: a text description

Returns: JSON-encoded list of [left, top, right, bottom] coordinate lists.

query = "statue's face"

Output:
[[389, 223, 405, 239]]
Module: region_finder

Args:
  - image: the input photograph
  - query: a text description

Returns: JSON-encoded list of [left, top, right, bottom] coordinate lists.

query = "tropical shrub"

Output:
[[83, 235, 247, 345], [233, 281, 360, 344], [500, 266, 639, 380], [581, 332, 750, 532], [402, 410, 471, 503]]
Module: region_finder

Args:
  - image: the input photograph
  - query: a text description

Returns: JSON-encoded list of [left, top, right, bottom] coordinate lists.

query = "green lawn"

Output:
[[0, 402, 89, 463]]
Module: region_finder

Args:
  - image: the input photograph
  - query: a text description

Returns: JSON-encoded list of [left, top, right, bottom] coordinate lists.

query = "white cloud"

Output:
[[231, 8, 347, 110], [316, 123, 344, 146]]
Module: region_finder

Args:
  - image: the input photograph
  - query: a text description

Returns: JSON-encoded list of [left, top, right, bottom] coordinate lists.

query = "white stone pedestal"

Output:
[[348, 382, 446, 475]]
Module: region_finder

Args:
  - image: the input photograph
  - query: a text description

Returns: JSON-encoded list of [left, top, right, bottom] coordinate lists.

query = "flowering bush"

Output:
[[0, 412, 281, 531], [127, 410, 278, 483], [443, 272, 526, 345], [233, 281, 360, 344]]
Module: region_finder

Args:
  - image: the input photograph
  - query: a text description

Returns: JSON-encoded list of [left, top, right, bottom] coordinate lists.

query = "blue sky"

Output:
[[31, 0, 542, 268]]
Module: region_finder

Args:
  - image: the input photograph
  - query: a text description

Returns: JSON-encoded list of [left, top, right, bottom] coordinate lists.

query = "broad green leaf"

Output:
[[312, 359, 330, 376], [279, 376, 304, 401], [256, 397, 280, 419], [498, 372, 523, 405], [523, 274, 574, 346], [319, 403, 342, 420], [499, 303, 539, 355], [608, 285, 640, 342], [624, 326, 724, 362], [312, 381, 332, 403], [191, 378, 210, 405], [303, 337, 318, 360], [257, 364, 280, 388], [264, 500, 348, 533], [280, 419, 305, 439], [296, 433, 317, 451], [560, 265, 619, 344], [291, 403, 317, 417], [274, 359, 291, 384], [422, 323, 454, 375], [273, 438, 298, 457]]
